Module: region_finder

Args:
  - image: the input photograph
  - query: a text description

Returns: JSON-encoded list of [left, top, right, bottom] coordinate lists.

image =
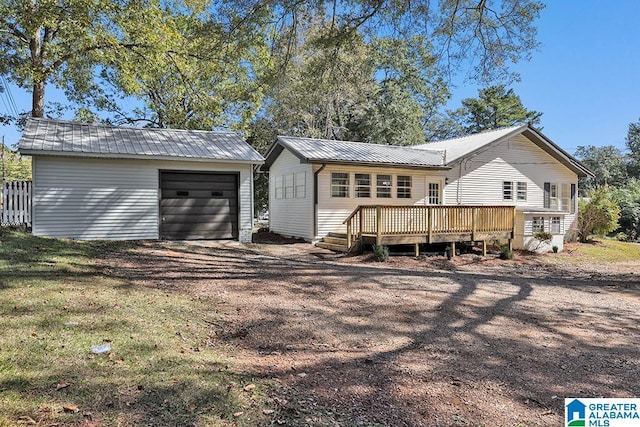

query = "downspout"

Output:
[[313, 163, 326, 239]]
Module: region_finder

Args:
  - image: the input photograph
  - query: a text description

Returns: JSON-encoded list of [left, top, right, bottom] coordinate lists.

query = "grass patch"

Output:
[[563, 238, 640, 263], [0, 231, 271, 426]]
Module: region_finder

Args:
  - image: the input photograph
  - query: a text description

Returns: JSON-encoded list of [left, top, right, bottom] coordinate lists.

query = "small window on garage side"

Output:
[[355, 173, 371, 198], [331, 172, 349, 198], [551, 216, 561, 233], [285, 173, 294, 199], [274, 175, 284, 199], [397, 176, 412, 199], [377, 174, 391, 198], [532, 216, 544, 232], [295, 172, 306, 198]]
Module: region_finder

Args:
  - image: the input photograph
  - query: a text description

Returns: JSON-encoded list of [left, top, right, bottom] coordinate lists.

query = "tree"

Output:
[[456, 85, 542, 133], [611, 179, 640, 241], [577, 186, 620, 243], [1, 143, 31, 181], [626, 118, 640, 177], [574, 145, 628, 193], [247, 118, 277, 214]]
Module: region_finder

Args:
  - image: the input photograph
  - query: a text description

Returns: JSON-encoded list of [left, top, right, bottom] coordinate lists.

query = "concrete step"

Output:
[[316, 241, 348, 253]]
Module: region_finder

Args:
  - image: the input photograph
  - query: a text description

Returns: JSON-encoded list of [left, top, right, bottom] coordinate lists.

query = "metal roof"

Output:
[[18, 118, 264, 163], [265, 136, 446, 169]]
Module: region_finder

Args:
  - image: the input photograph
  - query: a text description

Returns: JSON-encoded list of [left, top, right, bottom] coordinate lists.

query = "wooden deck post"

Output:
[[427, 207, 432, 244], [414, 243, 419, 257], [472, 207, 478, 241], [376, 205, 383, 246], [346, 220, 352, 250], [482, 240, 487, 256], [451, 241, 456, 258]]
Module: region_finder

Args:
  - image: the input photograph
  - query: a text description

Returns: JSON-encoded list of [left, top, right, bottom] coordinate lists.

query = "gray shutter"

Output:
[[570, 183, 576, 214], [543, 182, 550, 209]]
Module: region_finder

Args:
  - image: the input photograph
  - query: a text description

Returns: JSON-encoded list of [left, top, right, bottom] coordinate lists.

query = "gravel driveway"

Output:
[[107, 238, 640, 427]]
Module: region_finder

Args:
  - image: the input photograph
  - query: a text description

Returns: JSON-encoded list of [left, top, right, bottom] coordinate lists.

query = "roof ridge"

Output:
[[425, 125, 526, 145], [278, 135, 445, 153], [28, 117, 237, 135]]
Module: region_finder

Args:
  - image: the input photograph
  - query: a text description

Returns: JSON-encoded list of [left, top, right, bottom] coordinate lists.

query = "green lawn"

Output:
[[563, 238, 640, 263], [0, 231, 271, 426]]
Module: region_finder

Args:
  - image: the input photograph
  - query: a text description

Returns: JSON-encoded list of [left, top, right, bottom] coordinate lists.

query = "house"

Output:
[[18, 118, 264, 242], [566, 399, 586, 424], [260, 125, 593, 253]]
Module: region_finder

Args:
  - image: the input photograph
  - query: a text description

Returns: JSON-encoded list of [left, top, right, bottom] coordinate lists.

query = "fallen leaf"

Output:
[[17, 416, 36, 425], [233, 411, 244, 417], [63, 404, 79, 413], [55, 382, 71, 391], [263, 409, 275, 415], [244, 384, 256, 392]]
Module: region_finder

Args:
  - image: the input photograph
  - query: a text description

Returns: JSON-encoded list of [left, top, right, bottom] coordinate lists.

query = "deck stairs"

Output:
[[316, 232, 349, 252]]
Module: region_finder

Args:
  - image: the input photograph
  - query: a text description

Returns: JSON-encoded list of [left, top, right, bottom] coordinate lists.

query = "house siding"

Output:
[[442, 134, 579, 248], [316, 164, 444, 239], [32, 156, 254, 242], [268, 148, 314, 240]]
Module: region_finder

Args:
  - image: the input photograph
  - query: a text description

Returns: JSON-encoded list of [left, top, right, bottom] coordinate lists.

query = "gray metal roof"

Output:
[[266, 136, 446, 169], [18, 118, 264, 163]]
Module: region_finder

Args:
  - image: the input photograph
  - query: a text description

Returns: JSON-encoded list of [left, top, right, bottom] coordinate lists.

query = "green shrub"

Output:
[[499, 244, 514, 260], [552, 245, 559, 253], [616, 232, 629, 242], [372, 244, 389, 262]]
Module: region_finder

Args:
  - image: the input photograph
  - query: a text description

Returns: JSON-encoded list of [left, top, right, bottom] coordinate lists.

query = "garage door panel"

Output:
[[160, 172, 238, 240], [160, 198, 237, 208], [161, 206, 238, 215]]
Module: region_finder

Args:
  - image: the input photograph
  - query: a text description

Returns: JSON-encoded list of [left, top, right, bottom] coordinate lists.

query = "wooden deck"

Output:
[[343, 205, 516, 254]]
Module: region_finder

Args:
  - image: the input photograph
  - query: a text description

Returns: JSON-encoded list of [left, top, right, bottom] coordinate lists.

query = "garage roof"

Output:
[[18, 118, 264, 163]]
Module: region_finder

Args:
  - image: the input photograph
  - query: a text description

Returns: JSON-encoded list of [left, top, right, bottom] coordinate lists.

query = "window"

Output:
[[517, 182, 527, 201], [550, 183, 558, 209], [532, 216, 544, 232], [284, 173, 294, 199], [428, 182, 440, 205], [397, 176, 412, 198], [295, 172, 306, 198], [274, 175, 284, 199], [551, 216, 561, 234], [503, 181, 513, 200], [331, 172, 349, 198], [355, 173, 371, 198], [376, 174, 392, 198]]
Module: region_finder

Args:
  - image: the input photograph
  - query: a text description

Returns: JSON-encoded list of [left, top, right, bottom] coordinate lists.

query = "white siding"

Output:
[[268, 148, 314, 240], [316, 165, 444, 238], [442, 134, 579, 245], [32, 156, 254, 242]]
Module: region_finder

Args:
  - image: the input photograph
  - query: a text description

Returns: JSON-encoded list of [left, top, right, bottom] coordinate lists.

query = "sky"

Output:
[[1, 1, 639, 155]]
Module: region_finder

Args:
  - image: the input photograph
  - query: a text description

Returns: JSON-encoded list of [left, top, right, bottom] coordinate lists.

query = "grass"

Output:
[[0, 230, 272, 426], [562, 238, 640, 263]]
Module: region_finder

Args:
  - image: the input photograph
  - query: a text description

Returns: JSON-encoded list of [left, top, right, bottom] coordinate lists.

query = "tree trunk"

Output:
[[32, 80, 45, 118]]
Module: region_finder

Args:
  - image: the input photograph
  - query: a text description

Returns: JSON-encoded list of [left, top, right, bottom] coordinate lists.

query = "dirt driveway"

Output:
[[106, 238, 640, 427]]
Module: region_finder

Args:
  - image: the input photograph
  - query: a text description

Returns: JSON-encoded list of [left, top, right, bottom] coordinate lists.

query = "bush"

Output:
[[372, 244, 389, 262], [552, 245, 559, 253], [577, 186, 620, 242], [616, 232, 629, 242], [499, 244, 514, 260]]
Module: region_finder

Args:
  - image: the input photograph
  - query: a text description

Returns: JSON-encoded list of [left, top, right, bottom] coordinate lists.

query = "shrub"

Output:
[[552, 245, 559, 253], [372, 244, 389, 262], [577, 186, 620, 242], [615, 232, 629, 242], [499, 244, 514, 260]]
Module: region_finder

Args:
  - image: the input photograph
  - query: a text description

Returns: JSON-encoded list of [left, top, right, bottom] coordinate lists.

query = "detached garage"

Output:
[[18, 118, 264, 242]]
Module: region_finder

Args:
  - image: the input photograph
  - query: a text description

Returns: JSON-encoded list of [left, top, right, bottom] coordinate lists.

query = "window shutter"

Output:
[[543, 182, 550, 209], [570, 183, 576, 214]]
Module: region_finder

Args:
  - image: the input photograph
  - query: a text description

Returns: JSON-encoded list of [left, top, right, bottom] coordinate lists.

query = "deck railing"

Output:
[[343, 205, 515, 250]]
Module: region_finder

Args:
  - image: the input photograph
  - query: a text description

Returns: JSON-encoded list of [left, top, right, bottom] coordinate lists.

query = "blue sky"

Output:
[[1, 1, 639, 154]]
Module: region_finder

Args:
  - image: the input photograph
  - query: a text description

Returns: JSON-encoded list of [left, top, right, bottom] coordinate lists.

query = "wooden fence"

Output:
[[1, 180, 32, 227]]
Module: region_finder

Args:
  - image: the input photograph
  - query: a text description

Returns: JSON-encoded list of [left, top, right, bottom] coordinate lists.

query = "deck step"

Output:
[[322, 236, 348, 245], [327, 232, 347, 238], [316, 241, 349, 253]]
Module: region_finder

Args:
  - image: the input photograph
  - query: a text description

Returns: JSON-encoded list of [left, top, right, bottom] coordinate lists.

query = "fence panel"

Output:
[[1, 180, 32, 227]]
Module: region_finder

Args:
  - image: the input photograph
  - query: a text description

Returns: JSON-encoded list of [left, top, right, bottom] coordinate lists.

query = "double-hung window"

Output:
[[551, 216, 561, 233], [331, 172, 349, 198], [397, 176, 412, 199], [532, 216, 545, 232], [376, 175, 392, 198], [517, 182, 527, 201], [503, 181, 513, 200], [355, 173, 371, 198]]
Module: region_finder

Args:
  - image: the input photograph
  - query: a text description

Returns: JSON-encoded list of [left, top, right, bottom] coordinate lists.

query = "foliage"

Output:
[[372, 244, 390, 262], [577, 187, 620, 243], [611, 179, 640, 241], [0, 231, 273, 426], [455, 85, 542, 134], [247, 118, 277, 214], [552, 245, 559, 253], [0, 144, 31, 180], [532, 231, 553, 251], [626, 117, 640, 176], [499, 244, 514, 260], [574, 145, 628, 193]]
